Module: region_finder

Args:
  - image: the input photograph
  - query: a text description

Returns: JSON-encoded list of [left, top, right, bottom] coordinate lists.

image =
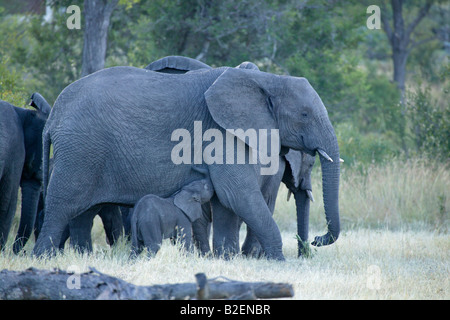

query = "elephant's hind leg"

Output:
[[68, 206, 102, 253], [33, 196, 79, 256], [0, 176, 20, 250], [33, 182, 94, 257]]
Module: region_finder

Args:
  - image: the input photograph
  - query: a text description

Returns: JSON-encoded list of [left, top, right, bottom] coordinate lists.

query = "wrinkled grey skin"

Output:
[[148, 56, 318, 257], [147, 57, 269, 257], [223, 149, 316, 258], [34, 59, 340, 261], [131, 177, 214, 257], [32, 159, 124, 253], [35, 196, 124, 251], [0, 93, 51, 252]]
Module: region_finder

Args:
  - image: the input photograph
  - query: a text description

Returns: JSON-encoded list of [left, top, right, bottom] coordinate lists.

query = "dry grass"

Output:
[[275, 157, 449, 232], [0, 228, 448, 299], [0, 158, 448, 299]]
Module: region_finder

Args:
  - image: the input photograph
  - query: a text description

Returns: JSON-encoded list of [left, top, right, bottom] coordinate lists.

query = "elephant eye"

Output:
[[302, 112, 308, 118]]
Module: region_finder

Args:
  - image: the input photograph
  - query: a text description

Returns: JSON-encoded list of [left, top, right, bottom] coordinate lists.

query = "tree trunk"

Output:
[[392, 47, 408, 104], [0, 268, 294, 300], [81, 0, 118, 77], [381, 0, 433, 104]]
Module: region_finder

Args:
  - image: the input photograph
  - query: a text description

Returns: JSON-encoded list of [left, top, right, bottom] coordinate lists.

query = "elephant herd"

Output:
[[0, 56, 341, 261]]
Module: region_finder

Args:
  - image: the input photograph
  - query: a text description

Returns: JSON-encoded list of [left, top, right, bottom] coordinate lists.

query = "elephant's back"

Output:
[[53, 66, 203, 120], [50, 66, 221, 145]]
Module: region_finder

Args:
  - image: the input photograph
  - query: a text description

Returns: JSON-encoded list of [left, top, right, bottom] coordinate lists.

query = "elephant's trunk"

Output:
[[312, 137, 340, 247]]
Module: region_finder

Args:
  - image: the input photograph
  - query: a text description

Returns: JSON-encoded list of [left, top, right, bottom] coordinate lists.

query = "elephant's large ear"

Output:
[[174, 190, 202, 223], [145, 56, 212, 73], [204, 68, 278, 151], [284, 149, 303, 189]]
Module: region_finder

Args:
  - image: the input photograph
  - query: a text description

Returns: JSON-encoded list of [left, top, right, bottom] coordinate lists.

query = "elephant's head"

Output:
[[284, 149, 315, 201], [174, 177, 214, 223], [204, 68, 340, 246]]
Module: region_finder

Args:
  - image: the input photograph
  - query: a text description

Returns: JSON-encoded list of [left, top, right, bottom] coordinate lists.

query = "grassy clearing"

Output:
[[275, 157, 449, 233], [1, 158, 448, 299], [1, 228, 448, 299]]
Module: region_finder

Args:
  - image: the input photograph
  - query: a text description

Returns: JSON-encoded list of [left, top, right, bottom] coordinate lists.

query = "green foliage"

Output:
[[336, 122, 399, 167], [0, 0, 447, 167], [363, 65, 402, 132], [0, 2, 83, 104], [22, 9, 83, 104], [406, 85, 450, 159], [119, 0, 287, 68], [0, 57, 28, 107]]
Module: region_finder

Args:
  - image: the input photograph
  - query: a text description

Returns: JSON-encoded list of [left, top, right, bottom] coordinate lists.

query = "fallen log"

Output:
[[0, 268, 294, 300]]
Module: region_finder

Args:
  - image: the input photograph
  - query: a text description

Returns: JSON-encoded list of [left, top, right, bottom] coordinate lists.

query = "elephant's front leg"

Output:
[[241, 226, 263, 258], [210, 164, 285, 261], [192, 203, 212, 256], [211, 195, 240, 259]]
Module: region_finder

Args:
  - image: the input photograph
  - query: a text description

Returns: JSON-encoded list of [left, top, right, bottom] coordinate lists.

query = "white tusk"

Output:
[[287, 190, 292, 202], [306, 190, 315, 203], [340, 158, 344, 163], [317, 149, 333, 162]]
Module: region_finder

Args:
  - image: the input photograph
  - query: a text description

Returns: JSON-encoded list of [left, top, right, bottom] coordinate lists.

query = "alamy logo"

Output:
[[66, 265, 81, 289], [66, 5, 81, 30], [171, 121, 280, 175], [366, 5, 381, 30]]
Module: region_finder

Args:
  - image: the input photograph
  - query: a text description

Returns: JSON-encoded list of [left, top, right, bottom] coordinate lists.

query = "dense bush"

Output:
[[406, 84, 450, 160], [0, 57, 27, 107]]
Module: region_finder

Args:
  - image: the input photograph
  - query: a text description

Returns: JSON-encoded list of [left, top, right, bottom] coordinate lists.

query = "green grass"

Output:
[[1, 157, 449, 299]]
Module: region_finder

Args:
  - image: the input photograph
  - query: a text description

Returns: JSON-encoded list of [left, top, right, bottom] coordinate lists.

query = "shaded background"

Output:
[[1, 0, 448, 165]]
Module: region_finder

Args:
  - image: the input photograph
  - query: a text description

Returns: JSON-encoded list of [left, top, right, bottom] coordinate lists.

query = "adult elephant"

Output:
[[148, 56, 319, 257], [34, 64, 341, 261], [0, 93, 51, 251]]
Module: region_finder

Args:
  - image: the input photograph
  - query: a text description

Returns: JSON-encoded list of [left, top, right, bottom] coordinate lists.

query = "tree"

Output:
[[81, 0, 118, 76], [380, 0, 436, 102]]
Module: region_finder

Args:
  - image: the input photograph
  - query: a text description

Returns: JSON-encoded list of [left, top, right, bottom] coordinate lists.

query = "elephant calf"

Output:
[[131, 177, 214, 257]]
